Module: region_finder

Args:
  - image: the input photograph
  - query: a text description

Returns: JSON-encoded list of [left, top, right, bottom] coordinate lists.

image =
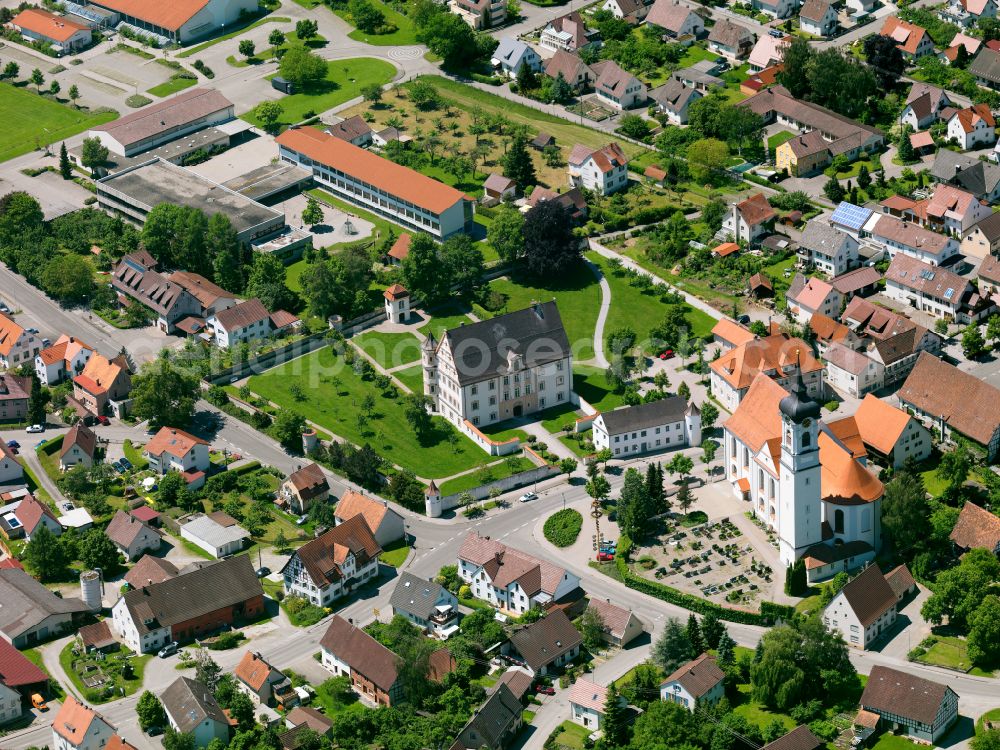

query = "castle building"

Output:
[[422, 301, 573, 429], [723, 372, 883, 581]]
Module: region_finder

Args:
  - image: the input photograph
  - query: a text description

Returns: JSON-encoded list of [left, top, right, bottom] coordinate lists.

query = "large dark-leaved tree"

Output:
[[521, 200, 580, 278], [863, 33, 906, 90], [130, 354, 200, 429]]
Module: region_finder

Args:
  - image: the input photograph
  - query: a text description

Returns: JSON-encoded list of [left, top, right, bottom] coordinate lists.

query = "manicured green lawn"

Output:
[[336, 0, 419, 45], [177, 15, 291, 57], [438, 455, 535, 495], [147, 76, 198, 97], [551, 720, 592, 750], [767, 130, 795, 150], [393, 363, 424, 394], [539, 403, 584, 434], [914, 635, 975, 672], [418, 303, 476, 340], [353, 330, 423, 369], [559, 434, 592, 458], [242, 58, 395, 129], [870, 734, 926, 750], [286, 257, 308, 293], [1, 83, 118, 162], [380, 539, 411, 567], [123, 439, 149, 470], [488, 263, 601, 362], [410, 76, 646, 157], [678, 44, 718, 67], [479, 422, 531, 443], [247, 346, 489, 478], [732, 685, 796, 733], [588, 252, 715, 357], [573, 365, 624, 411]]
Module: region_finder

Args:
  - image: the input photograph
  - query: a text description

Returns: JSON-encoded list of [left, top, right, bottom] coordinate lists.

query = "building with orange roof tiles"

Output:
[[85, 0, 258, 44], [10, 8, 91, 51], [276, 127, 473, 239], [709, 332, 823, 412], [722, 193, 776, 244], [35, 335, 94, 386], [852, 393, 931, 468], [723, 371, 883, 581], [0, 313, 40, 371], [72, 353, 131, 417], [711, 318, 755, 352], [51, 695, 116, 750], [334, 490, 404, 547]]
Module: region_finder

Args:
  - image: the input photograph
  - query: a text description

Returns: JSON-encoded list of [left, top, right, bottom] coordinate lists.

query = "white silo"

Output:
[[80, 570, 102, 611]]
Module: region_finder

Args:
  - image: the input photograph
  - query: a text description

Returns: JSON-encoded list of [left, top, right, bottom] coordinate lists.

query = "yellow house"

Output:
[[776, 131, 831, 177]]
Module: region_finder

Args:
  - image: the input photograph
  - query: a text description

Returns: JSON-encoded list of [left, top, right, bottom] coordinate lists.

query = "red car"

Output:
[[95, 416, 110, 426], [535, 685, 555, 696], [597, 552, 614, 562], [659, 349, 675, 360]]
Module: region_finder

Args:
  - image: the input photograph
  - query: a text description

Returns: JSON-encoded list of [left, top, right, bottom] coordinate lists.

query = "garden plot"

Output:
[[633, 518, 775, 609], [567, 97, 616, 122]]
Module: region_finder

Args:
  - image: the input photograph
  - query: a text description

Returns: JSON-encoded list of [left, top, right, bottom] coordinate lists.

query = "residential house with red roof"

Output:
[[659, 653, 725, 710], [0, 374, 31, 427], [711, 318, 755, 352], [949, 500, 1000, 554], [60, 423, 97, 472], [947, 103, 997, 150], [540, 11, 599, 52], [319, 615, 403, 705], [51, 695, 117, 750], [9, 8, 91, 51], [386, 232, 411, 265], [281, 514, 382, 606], [0, 313, 40, 371], [880, 17, 935, 59], [35, 336, 94, 387], [881, 183, 990, 237], [15, 495, 62, 540], [590, 61, 647, 111], [334, 490, 404, 547], [457, 533, 581, 615], [143, 427, 209, 488], [235, 651, 297, 708], [852, 394, 931, 467], [786, 274, 842, 325], [822, 564, 897, 648], [207, 298, 273, 348], [105, 509, 160, 561], [644, 0, 704, 36], [722, 193, 775, 243], [543, 50, 594, 93], [568, 142, 630, 195], [276, 126, 473, 239], [569, 677, 622, 730], [72, 353, 131, 418], [585, 598, 645, 647], [280, 462, 330, 515], [0, 637, 48, 724], [450, 0, 506, 29], [859, 666, 959, 743]]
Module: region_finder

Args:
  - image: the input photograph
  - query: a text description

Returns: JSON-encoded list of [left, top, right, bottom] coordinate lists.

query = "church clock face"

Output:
[[802, 418, 812, 428]]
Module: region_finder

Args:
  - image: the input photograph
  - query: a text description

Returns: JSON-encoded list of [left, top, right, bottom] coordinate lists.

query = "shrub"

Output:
[[125, 94, 152, 108], [205, 631, 245, 650], [543, 509, 583, 548]]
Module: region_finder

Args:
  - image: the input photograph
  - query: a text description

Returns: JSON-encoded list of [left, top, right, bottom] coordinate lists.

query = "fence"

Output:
[[437, 464, 562, 511]]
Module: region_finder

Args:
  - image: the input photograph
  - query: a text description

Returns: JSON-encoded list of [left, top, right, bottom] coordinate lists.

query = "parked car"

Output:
[[119, 457, 133, 471], [96, 415, 110, 426], [6, 440, 19, 449], [25, 424, 44, 433], [26, 327, 39, 335], [597, 552, 614, 562], [256, 567, 271, 578], [737, 314, 751, 325], [110, 460, 124, 474], [296, 515, 308, 526], [658, 349, 675, 360], [535, 685, 555, 696], [145, 726, 163, 737], [41, 338, 51, 348], [519, 492, 538, 503], [31, 694, 47, 711], [157, 642, 179, 658]]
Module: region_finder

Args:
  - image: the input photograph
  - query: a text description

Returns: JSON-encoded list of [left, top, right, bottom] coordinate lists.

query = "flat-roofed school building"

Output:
[[96, 158, 285, 244], [276, 126, 474, 239]]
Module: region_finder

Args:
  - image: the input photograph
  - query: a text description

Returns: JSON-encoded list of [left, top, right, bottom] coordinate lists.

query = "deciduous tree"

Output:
[[487, 204, 524, 264], [130, 355, 200, 429], [522, 200, 579, 278]]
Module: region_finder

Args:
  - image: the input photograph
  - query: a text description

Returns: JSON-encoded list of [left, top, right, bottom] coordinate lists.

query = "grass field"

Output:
[[177, 15, 291, 57], [551, 721, 591, 750], [438, 455, 535, 495], [336, 0, 420, 45], [767, 130, 796, 150], [539, 403, 584, 434], [487, 263, 601, 362], [147, 76, 198, 97], [407, 76, 647, 157], [247, 346, 488, 478], [418, 303, 477, 340], [1, 83, 118, 162], [588, 252, 715, 356], [393, 363, 424, 393], [732, 685, 797, 733], [870, 735, 926, 750], [241, 58, 395, 129], [573, 365, 624, 411], [381, 538, 411, 566], [353, 330, 423, 369]]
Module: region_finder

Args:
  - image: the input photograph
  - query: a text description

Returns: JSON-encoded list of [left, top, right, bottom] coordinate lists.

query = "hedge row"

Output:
[[613, 535, 794, 626]]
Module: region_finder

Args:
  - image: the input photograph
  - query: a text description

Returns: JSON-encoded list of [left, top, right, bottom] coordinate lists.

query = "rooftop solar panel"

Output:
[[830, 202, 872, 231]]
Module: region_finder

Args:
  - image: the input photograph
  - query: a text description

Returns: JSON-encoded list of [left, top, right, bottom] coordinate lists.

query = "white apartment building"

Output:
[[867, 214, 959, 266], [457, 533, 581, 614], [883, 254, 970, 320], [568, 142, 629, 195], [592, 397, 701, 457], [207, 298, 271, 348], [277, 126, 474, 239], [144, 427, 210, 479], [34, 336, 94, 386], [823, 564, 897, 649], [798, 222, 859, 277], [281, 515, 381, 606], [424, 301, 573, 429]]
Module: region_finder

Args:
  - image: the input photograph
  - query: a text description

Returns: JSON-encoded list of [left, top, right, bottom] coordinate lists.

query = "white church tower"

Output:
[[777, 371, 822, 566]]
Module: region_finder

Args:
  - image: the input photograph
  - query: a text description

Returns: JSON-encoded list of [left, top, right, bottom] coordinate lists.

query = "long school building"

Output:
[[276, 126, 474, 239]]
